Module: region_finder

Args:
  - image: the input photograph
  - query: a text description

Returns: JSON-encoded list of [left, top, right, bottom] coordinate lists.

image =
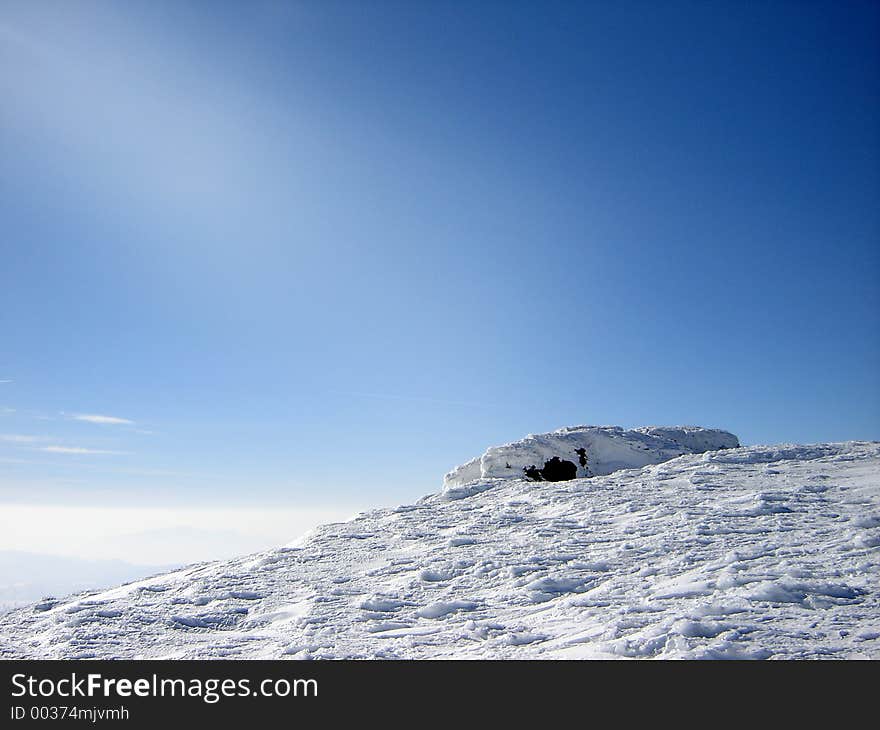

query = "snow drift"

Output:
[[0, 430, 877, 660], [443, 425, 739, 489]]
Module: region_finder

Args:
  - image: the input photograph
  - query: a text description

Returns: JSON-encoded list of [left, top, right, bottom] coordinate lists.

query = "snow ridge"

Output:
[[443, 425, 739, 488], [0, 438, 878, 659]]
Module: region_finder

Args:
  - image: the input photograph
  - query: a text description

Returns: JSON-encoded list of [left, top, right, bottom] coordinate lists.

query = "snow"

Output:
[[443, 425, 739, 488], [0, 431, 878, 660]]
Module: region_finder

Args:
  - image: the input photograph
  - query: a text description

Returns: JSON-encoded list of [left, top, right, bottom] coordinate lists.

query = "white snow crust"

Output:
[[443, 425, 739, 489]]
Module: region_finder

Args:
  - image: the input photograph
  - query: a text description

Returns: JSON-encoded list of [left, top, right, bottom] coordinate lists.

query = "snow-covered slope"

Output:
[[0, 439, 878, 659], [443, 425, 739, 488]]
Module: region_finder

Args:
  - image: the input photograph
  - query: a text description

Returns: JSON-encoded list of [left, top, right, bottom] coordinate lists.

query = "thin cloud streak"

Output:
[[40, 446, 129, 455], [70, 414, 134, 425], [0, 434, 45, 443]]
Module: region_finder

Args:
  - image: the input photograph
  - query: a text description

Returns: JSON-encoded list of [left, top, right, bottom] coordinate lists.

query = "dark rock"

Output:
[[524, 457, 578, 482], [540, 456, 578, 482]]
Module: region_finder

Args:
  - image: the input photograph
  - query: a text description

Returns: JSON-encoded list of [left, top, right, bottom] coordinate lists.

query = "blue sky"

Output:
[[1, 1, 878, 559]]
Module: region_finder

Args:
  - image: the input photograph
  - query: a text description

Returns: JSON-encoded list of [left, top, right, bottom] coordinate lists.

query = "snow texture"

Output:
[[0, 432, 878, 660]]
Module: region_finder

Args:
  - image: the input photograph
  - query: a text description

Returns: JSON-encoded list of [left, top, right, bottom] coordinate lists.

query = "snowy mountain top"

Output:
[[1, 439, 877, 659], [443, 424, 739, 489]]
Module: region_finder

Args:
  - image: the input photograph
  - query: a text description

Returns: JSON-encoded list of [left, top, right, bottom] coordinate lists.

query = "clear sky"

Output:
[[1, 1, 878, 561]]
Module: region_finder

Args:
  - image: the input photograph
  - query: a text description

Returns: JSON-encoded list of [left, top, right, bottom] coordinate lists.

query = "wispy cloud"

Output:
[[69, 414, 134, 426], [0, 434, 44, 443], [0, 380, 12, 384], [40, 446, 128, 455], [2, 436, 128, 456]]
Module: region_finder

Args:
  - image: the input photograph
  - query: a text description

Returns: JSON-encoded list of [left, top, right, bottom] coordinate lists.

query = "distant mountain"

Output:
[[0, 551, 173, 612], [0, 427, 877, 659]]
